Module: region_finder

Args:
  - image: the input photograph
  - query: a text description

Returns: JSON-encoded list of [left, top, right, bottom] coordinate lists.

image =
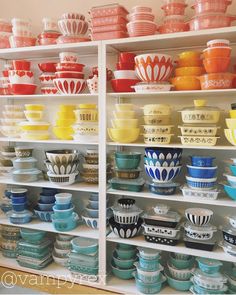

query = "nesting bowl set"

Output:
[[0, 145, 15, 176], [1, 225, 21, 258], [38, 61, 57, 95], [81, 149, 99, 184], [52, 234, 73, 267], [81, 193, 100, 228], [225, 103, 236, 146]]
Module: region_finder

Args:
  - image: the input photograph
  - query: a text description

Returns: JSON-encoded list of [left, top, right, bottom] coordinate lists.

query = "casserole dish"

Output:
[[109, 177, 145, 192], [143, 209, 181, 228], [12, 169, 41, 182], [144, 232, 180, 246], [12, 157, 37, 170], [184, 221, 217, 240], [184, 236, 216, 251], [181, 185, 220, 200], [142, 223, 180, 238], [143, 125, 173, 135], [179, 135, 219, 146], [178, 125, 219, 136], [114, 168, 141, 179], [191, 268, 227, 290]]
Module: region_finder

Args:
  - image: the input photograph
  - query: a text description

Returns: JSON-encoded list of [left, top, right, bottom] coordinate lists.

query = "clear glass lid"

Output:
[[180, 100, 221, 111], [193, 268, 227, 283]]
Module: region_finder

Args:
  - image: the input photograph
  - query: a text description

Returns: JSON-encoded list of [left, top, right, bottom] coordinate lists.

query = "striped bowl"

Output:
[[185, 208, 213, 226]]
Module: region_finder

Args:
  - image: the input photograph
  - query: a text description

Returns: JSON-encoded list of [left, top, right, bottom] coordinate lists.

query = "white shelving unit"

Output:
[[0, 27, 236, 294]]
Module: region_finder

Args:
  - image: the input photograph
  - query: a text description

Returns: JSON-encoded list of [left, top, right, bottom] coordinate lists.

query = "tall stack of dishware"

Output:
[[52, 234, 73, 267], [223, 158, 236, 201], [1, 225, 20, 258], [82, 193, 99, 229], [220, 215, 236, 257], [81, 149, 99, 184], [0, 145, 15, 177]]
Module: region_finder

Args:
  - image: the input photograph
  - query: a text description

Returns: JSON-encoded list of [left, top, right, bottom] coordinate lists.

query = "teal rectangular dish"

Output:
[[109, 177, 145, 192]]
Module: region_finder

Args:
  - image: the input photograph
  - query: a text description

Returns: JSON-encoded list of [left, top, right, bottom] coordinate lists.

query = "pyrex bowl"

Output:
[[144, 164, 182, 182], [186, 176, 217, 189], [115, 156, 141, 170], [34, 207, 53, 222], [38, 202, 54, 211], [165, 271, 192, 291], [46, 149, 79, 165], [12, 203, 26, 212], [115, 247, 137, 260], [53, 205, 74, 218], [12, 157, 37, 170], [133, 272, 166, 294], [224, 174, 236, 187], [45, 160, 79, 175], [20, 228, 46, 243], [187, 165, 217, 179], [12, 169, 41, 182], [185, 208, 213, 226], [113, 251, 137, 269], [108, 128, 140, 143], [170, 253, 194, 269], [190, 155, 215, 167], [135, 262, 163, 283], [196, 257, 222, 274], [167, 262, 193, 280], [111, 261, 135, 280], [71, 237, 98, 254], [225, 129, 236, 146], [11, 196, 26, 204], [51, 212, 78, 231], [224, 184, 236, 200], [39, 194, 55, 204], [144, 157, 180, 167], [145, 147, 182, 160]]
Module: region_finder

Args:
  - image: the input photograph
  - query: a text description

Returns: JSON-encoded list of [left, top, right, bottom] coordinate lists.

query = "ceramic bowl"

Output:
[[45, 160, 79, 175], [54, 78, 86, 94], [196, 257, 222, 274], [170, 253, 194, 269], [145, 147, 182, 160], [109, 217, 142, 238], [113, 251, 137, 269], [20, 228, 46, 243], [187, 165, 217, 179], [137, 254, 161, 271], [82, 211, 99, 229], [58, 19, 88, 36], [111, 261, 135, 280], [144, 164, 182, 182], [167, 262, 193, 280], [185, 208, 213, 226], [46, 150, 79, 165], [71, 237, 98, 255]]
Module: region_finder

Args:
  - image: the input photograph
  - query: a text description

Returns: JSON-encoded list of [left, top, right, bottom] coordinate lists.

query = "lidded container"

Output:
[[192, 268, 227, 290], [179, 99, 221, 124]]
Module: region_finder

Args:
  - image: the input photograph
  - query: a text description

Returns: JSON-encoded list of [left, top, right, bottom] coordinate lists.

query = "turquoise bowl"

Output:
[[196, 257, 222, 274], [117, 243, 136, 250], [71, 237, 98, 255], [115, 152, 142, 159], [223, 184, 236, 200], [230, 165, 236, 176], [115, 157, 141, 170], [138, 254, 160, 271], [20, 228, 46, 243], [111, 260, 135, 280], [165, 271, 192, 291], [192, 283, 228, 294], [115, 248, 136, 260], [52, 212, 78, 232], [134, 272, 166, 294], [170, 254, 194, 270], [53, 205, 74, 218], [113, 251, 137, 269]]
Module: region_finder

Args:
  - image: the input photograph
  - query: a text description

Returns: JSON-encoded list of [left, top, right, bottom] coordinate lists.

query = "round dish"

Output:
[[185, 208, 213, 226]]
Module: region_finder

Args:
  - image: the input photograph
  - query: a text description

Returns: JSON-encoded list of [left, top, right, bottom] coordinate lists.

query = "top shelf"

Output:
[[105, 26, 236, 52], [0, 41, 99, 60]]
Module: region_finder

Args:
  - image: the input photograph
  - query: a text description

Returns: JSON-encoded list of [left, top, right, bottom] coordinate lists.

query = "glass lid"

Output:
[[193, 268, 227, 283], [13, 157, 37, 163], [180, 100, 221, 111], [184, 221, 216, 232], [144, 209, 181, 222]]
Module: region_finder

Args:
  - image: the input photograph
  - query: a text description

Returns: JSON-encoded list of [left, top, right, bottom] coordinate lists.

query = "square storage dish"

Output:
[[12, 157, 37, 170], [144, 232, 180, 246], [181, 185, 220, 200], [179, 135, 219, 146], [142, 223, 180, 238], [148, 182, 180, 195], [114, 168, 141, 179], [12, 169, 41, 182], [143, 209, 181, 228], [184, 235, 217, 251], [184, 221, 217, 240], [179, 125, 219, 136], [109, 177, 145, 192]]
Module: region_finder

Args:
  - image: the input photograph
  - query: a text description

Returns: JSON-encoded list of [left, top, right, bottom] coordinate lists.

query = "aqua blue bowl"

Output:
[[192, 283, 228, 294], [12, 203, 26, 212], [144, 157, 181, 167], [115, 157, 140, 170], [38, 202, 54, 211], [230, 165, 236, 176], [134, 272, 166, 294], [11, 188, 27, 198], [39, 194, 55, 204], [52, 212, 78, 232], [138, 254, 160, 271], [187, 165, 217, 179], [165, 271, 192, 291], [71, 237, 98, 254], [54, 202, 71, 210], [113, 251, 137, 269], [115, 152, 142, 159], [170, 255, 194, 270], [53, 205, 74, 218], [34, 207, 53, 222], [196, 257, 222, 274], [11, 196, 26, 204], [117, 243, 136, 250], [190, 156, 215, 167], [223, 184, 236, 200], [20, 228, 46, 243], [86, 206, 98, 218], [115, 248, 136, 260], [111, 260, 135, 280]]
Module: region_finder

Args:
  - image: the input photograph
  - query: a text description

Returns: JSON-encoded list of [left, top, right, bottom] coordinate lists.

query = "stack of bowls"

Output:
[[20, 104, 50, 140], [225, 103, 236, 146], [38, 62, 57, 95], [1, 104, 24, 138], [184, 155, 218, 198], [225, 261, 236, 292], [191, 257, 227, 294], [1, 225, 21, 258], [81, 149, 98, 184], [109, 198, 143, 239], [109, 152, 145, 192], [53, 104, 76, 140], [73, 104, 98, 142], [127, 6, 156, 37], [223, 158, 236, 200], [111, 53, 140, 93], [111, 243, 137, 280], [172, 51, 203, 91], [10, 18, 36, 48], [166, 253, 194, 292], [134, 247, 166, 294], [0, 188, 12, 213], [34, 187, 57, 222], [108, 104, 140, 143], [54, 51, 86, 95], [82, 193, 100, 229], [0, 145, 15, 176], [142, 204, 182, 245], [12, 146, 41, 183], [0, 66, 10, 95], [189, 0, 234, 31], [178, 99, 221, 146], [17, 229, 53, 270], [200, 39, 234, 90], [38, 17, 61, 46], [52, 234, 73, 267], [68, 237, 98, 278], [144, 147, 182, 195], [51, 193, 78, 232], [135, 53, 174, 91], [89, 4, 128, 41], [142, 104, 173, 144], [57, 13, 89, 44], [220, 216, 236, 259], [184, 208, 217, 251], [182, 155, 220, 200], [0, 19, 11, 49], [45, 149, 79, 186]]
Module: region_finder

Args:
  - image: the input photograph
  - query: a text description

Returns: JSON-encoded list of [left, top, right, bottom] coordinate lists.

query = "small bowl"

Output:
[[11, 196, 26, 204], [113, 251, 137, 269], [196, 257, 222, 274], [54, 202, 71, 210], [224, 184, 236, 200], [137, 247, 161, 260], [12, 203, 26, 212], [38, 202, 54, 211], [190, 155, 215, 167], [170, 253, 194, 270], [86, 206, 99, 218], [20, 228, 46, 243], [165, 271, 192, 291], [39, 194, 55, 204], [185, 208, 213, 226], [187, 165, 217, 179], [55, 193, 72, 204], [53, 205, 74, 219], [71, 237, 98, 255], [41, 187, 58, 196], [115, 247, 137, 260], [111, 261, 135, 280]]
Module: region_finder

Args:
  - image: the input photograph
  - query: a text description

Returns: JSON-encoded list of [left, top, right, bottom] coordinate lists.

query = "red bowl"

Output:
[[9, 83, 37, 95], [41, 87, 58, 95], [119, 52, 136, 63], [38, 31, 61, 39], [2, 70, 8, 77], [203, 57, 230, 74], [12, 60, 31, 71], [53, 78, 86, 94], [38, 38, 58, 46], [116, 62, 135, 70], [39, 73, 56, 84], [111, 79, 139, 92], [55, 71, 84, 79], [38, 62, 57, 73], [56, 63, 85, 72]]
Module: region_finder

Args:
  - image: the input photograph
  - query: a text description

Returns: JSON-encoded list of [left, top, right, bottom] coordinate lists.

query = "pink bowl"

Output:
[[9, 36, 36, 48], [191, 0, 231, 14], [62, 13, 85, 20], [161, 3, 187, 16], [159, 22, 189, 34], [135, 53, 174, 83], [127, 21, 157, 37], [131, 6, 152, 13], [53, 78, 86, 94], [189, 13, 236, 31], [0, 35, 10, 49], [58, 19, 88, 36], [129, 12, 155, 22], [41, 86, 58, 95], [38, 38, 57, 46]]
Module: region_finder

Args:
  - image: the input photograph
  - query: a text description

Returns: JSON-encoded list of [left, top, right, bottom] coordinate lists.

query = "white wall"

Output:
[[1, 0, 236, 35]]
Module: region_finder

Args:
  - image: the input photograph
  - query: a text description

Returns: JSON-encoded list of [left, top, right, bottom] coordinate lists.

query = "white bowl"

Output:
[[185, 208, 213, 226], [113, 70, 137, 80]]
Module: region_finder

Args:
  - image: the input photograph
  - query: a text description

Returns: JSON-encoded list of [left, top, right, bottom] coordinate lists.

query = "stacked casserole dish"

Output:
[[1, 225, 21, 258], [142, 204, 181, 245], [220, 215, 236, 257]]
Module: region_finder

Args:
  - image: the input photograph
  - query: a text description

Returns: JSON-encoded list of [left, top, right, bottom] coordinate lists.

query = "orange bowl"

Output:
[[175, 66, 204, 77], [199, 73, 235, 90], [177, 59, 202, 67], [178, 51, 201, 60], [203, 57, 230, 73], [203, 47, 231, 59], [171, 76, 201, 91]]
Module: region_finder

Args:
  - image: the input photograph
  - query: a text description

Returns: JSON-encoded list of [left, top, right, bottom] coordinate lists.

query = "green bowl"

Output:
[[115, 152, 142, 159], [113, 251, 137, 269], [115, 248, 136, 260], [71, 237, 98, 255], [118, 243, 136, 250], [111, 260, 135, 280], [20, 228, 46, 243], [115, 157, 141, 169], [165, 271, 192, 291], [170, 254, 194, 270]]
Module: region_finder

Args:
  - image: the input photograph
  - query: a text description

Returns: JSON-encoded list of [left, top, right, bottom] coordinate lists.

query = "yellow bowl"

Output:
[[21, 131, 50, 140], [79, 104, 97, 109], [19, 122, 50, 131], [115, 104, 134, 112], [57, 111, 76, 120], [230, 110, 236, 119], [24, 111, 43, 122], [113, 110, 136, 119], [226, 119, 236, 129], [111, 119, 138, 128], [59, 105, 77, 112], [178, 51, 201, 61], [56, 119, 75, 127], [108, 128, 140, 143], [224, 129, 236, 146], [53, 126, 74, 140], [175, 67, 204, 77], [25, 104, 45, 111]]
